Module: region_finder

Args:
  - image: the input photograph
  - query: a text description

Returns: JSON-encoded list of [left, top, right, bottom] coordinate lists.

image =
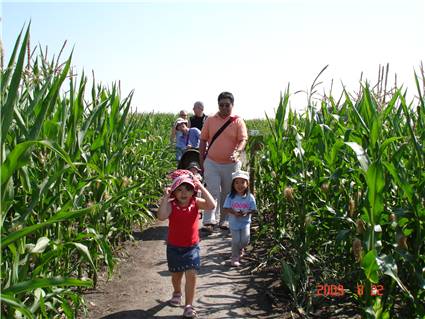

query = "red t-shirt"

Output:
[[168, 197, 200, 247]]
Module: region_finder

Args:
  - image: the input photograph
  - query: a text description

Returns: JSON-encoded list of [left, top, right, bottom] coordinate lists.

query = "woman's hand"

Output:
[[230, 149, 240, 162]]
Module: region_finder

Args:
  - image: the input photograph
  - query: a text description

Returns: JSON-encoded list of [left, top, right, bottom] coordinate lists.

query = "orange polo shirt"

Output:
[[200, 113, 248, 164]]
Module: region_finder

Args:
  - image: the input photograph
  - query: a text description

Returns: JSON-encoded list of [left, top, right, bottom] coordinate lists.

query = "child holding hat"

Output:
[[157, 169, 215, 318], [223, 170, 257, 267]]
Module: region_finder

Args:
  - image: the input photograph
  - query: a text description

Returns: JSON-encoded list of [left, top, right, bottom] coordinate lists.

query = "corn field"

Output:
[[249, 67, 425, 317], [1, 27, 175, 318], [2, 26, 424, 319]]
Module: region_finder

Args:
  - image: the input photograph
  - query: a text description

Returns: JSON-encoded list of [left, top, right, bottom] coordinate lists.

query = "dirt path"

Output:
[[81, 219, 286, 319]]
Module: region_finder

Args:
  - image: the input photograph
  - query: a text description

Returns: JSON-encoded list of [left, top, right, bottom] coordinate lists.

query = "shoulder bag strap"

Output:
[[205, 116, 238, 157]]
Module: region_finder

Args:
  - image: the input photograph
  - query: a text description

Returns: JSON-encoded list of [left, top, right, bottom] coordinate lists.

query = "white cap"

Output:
[[232, 170, 249, 181], [174, 117, 188, 128]]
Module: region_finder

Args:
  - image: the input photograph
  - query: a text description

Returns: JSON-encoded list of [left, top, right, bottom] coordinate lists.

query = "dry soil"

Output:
[[81, 219, 288, 319]]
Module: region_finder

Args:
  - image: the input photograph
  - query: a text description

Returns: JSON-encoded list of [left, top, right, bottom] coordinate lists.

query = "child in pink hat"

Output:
[[157, 170, 215, 318]]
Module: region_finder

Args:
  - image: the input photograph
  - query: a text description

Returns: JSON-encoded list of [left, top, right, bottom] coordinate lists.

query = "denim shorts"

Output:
[[167, 243, 200, 273]]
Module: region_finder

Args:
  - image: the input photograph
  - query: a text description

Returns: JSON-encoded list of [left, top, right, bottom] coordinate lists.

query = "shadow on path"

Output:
[[132, 225, 168, 241], [99, 300, 178, 319], [84, 220, 284, 319]]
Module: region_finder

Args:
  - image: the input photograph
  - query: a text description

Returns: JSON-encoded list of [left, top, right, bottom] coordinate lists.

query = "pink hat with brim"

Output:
[[168, 169, 193, 180], [170, 175, 196, 193]]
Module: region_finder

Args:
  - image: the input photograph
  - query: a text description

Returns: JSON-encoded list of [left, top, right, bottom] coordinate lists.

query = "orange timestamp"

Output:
[[314, 284, 384, 297]]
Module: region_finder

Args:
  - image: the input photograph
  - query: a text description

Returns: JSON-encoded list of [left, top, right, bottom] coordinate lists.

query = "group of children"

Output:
[[157, 167, 257, 318]]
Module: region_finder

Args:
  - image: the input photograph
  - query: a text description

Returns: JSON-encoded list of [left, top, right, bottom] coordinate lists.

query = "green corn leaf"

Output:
[[414, 71, 425, 112], [370, 115, 381, 151], [361, 249, 379, 283], [399, 94, 423, 161], [0, 293, 34, 318], [349, 93, 370, 134], [14, 107, 28, 137], [2, 277, 93, 294], [382, 89, 400, 120], [366, 162, 385, 224], [19, 166, 32, 194], [32, 247, 63, 276], [28, 53, 73, 140], [345, 142, 369, 171], [1, 25, 24, 96], [109, 91, 120, 133], [77, 99, 108, 153], [382, 161, 413, 203], [376, 254, 413, 300], [281, 261, 296, 296], [98, 236, 114, 277], [1, 25, 30, 146], [60, 298, 73, 318], [1, 206, 96, 249], [380, 136, 402, 153], [1, 140, 79, 190], [117, 90, 134, 135], [72, 242, 96, 273]]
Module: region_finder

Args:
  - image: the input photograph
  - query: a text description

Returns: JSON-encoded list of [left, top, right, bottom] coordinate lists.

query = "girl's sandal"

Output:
[[182, 305, 197, 318], [169, 292, 182, 307]]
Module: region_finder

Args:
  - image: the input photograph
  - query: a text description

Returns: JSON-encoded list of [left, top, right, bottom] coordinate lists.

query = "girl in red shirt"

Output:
[[158, 170, 215, 318]]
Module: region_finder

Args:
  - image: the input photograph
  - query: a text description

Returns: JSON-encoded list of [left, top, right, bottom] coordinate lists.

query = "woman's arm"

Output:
[[157, 189, 172, 221], [199, 139, 207, 170]]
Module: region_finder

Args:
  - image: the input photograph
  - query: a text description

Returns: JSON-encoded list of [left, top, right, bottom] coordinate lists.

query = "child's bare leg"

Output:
[[231, 229, 242, 258], [184, 269, 197, 305], [171, 271, 184, 293]]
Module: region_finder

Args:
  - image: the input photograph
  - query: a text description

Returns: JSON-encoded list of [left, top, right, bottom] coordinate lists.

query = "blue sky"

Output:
[[2, 0, 425, 119]]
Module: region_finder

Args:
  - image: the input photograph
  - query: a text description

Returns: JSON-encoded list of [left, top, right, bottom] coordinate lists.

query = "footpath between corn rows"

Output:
[[81, 218, 287, 319]]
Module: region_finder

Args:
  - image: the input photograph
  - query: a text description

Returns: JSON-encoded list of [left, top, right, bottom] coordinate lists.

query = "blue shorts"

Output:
[[167, 243, 200, 273]]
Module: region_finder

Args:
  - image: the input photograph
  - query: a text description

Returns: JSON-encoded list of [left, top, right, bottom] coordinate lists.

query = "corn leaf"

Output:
[[0, 293, 34, 318], [2, 277, 93, 294]]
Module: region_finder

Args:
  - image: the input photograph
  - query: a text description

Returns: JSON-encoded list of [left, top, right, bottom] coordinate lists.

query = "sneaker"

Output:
[[219, 221, 229, 230], [169, 292, 182, 307], [239, 248, 245, 258], [182, 305, 197, 318], [231, 257, 240, 267]]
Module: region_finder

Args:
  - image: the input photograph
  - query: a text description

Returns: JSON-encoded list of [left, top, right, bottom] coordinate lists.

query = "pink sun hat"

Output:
[[168, 169, 193, 180], [170, 174, 196, 193]]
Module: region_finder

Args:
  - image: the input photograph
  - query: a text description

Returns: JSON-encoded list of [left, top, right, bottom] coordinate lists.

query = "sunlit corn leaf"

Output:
[[345, 142, 369, 171], [72, 242, 96, 273], [376, 254, 413, 300], [27, 237, 50, 254]]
